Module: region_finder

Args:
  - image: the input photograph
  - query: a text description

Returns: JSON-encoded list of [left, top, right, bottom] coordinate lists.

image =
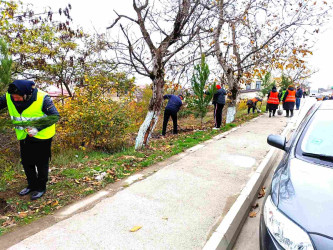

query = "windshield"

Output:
[[301, 110, 333, 157]]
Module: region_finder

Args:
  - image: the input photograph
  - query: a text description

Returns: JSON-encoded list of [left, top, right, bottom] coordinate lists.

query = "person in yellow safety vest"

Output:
[[282, 84, 296, 117], [0, 80, 60, 200], [267, 86, 280, 117]]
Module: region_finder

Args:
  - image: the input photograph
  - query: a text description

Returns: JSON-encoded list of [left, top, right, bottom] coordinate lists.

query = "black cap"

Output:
[[7, 80, 35, 96]]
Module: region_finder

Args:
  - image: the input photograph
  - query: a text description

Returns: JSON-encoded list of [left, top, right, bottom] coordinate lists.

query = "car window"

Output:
[[300, 110, 333, 157], [287, 103, 317, 145]]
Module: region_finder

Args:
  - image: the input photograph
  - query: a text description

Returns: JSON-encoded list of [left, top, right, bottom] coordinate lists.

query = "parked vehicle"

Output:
[[260, 100, 333, 250], [309, 90, 318, 97]]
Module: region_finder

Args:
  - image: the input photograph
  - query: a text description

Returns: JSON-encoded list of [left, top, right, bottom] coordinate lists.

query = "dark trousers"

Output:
[[296, 98, 301, 109], [247, 104, 257, 114], [269, 109, 276, 116], [286, 110, 294, 117], [23, 163, 49, 191], [20, 137, 52, 191], [162, 109, 178, 135], [214, 103, 224, 128]]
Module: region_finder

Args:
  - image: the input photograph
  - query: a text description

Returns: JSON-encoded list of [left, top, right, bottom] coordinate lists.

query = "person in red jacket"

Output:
[[267, 86, 280, 117], [282, 85, 296, 117]]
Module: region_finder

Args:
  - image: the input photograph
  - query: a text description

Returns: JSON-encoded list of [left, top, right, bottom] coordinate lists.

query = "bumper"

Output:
[[259, 214, 283, 250]]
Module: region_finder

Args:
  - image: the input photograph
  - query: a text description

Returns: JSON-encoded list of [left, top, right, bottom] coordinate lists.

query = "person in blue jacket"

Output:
[[162, 94, 183, 136], [295, 86, 303, 110], [212, 85, 227, 129]]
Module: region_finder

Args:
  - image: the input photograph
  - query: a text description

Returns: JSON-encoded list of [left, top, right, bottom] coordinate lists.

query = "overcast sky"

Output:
[[22, 0, 333, 90]]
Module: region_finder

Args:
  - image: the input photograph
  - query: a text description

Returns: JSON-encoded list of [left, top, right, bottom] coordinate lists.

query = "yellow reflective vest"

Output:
[[6, 90, 55, 140]]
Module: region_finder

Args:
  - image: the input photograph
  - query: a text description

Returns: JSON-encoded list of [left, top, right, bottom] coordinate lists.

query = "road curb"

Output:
[[203, 116, 298, 250]]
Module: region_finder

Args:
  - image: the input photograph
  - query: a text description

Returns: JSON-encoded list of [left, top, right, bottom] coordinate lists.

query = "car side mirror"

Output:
[[267, 134, 286, 151]]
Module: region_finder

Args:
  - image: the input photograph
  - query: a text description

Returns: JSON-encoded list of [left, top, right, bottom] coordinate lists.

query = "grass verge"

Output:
[[0, 112, 260, 236]]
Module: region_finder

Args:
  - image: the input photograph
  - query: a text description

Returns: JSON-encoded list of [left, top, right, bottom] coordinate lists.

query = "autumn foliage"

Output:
[[56, 77, 131, 151]]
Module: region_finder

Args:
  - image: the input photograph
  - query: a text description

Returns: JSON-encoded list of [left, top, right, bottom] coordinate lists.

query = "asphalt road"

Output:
[[232, 150, 284, 250]]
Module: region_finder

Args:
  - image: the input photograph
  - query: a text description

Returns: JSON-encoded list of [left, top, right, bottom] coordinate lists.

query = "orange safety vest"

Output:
[[267, 91, 279, 104], [285, 90, 296, 103], [251, 98, 258, 103]]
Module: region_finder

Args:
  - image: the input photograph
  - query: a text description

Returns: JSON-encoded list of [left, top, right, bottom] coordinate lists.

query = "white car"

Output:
[[309, 92, 318, 97]]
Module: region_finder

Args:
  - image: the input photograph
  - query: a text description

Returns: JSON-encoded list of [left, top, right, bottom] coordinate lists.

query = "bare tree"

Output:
[[108, 0, 211, 149], [212, 0, 331, 123]]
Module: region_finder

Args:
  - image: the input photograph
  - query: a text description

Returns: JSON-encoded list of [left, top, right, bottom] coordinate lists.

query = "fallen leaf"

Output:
[[249, 211, 257, 218], [51, 200, 59, 207], [2, 219, 16, 228], [130, 226, 142, 232], [18, 212, 28, 218], [84, 155, 89, 159], [107, 169, 115, 175], [83, 177, 92, 182], [252, 203, 259, 209], [75, 179, 80, 184], [56, 192, 65, 197], [121, 155, 136, 160], [258, 187, 266, 198]]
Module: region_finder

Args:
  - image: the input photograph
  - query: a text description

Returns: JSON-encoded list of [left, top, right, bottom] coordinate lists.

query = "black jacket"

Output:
[[212, 88, 227, 105]]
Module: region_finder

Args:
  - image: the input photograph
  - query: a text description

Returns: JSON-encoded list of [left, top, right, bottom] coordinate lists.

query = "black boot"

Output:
[[269, 112, 272, 117]]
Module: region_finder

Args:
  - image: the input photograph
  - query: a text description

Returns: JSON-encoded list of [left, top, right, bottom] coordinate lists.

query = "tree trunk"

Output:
[[135, 77, 164, 150], [226, 78, 239, 124]]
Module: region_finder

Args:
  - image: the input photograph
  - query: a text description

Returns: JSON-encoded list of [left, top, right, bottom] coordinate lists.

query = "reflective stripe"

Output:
[[10, 114, 47, 122], [267, 92, 279, 104], [285, 90, 296, 102], [6, 91, 56, 140]]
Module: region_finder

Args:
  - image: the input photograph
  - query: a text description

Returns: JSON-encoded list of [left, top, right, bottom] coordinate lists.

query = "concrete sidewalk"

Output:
[[5, 111, 290, 250]]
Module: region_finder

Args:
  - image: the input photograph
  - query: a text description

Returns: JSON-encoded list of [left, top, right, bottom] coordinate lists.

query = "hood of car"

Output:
[[278, 158, 333, 238]]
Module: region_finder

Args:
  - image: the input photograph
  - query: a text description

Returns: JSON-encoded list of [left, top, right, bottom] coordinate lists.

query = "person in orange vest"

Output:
[[247, 97, 262, 114], [282, 85, 296, 117], [267, 86, 280, 117]]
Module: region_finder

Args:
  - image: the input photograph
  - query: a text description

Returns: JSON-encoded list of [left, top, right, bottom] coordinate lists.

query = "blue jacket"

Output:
[[296, 88, 303, 98], [164, 95, 182, 112], [213, 88, 227, 104]]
